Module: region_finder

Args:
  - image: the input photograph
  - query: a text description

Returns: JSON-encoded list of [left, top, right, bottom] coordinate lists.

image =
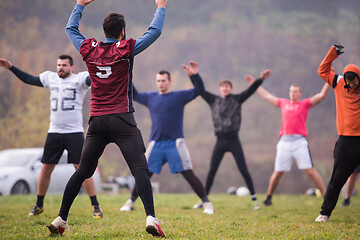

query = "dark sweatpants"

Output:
[[59, 113, 154, 220], [205, 135, 256, 195], [320, 136, 360, 217]]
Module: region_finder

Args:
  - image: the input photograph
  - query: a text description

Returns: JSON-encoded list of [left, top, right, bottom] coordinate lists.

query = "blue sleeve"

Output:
[[133, 85, 149, 106], [9, 66, 43, 87], [132, 8, 165, 56], [65, 4, 86, 52]]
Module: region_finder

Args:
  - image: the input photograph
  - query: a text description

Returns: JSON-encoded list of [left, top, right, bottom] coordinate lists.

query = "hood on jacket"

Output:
[[343, 64, 360, 89]]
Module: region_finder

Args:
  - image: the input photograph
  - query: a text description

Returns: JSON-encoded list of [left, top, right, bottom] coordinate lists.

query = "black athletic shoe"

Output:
[[92, 205, 103, 219], [263, 198, 272, 206], [28, 205, 44, 216], [340, 198, 350, 207]]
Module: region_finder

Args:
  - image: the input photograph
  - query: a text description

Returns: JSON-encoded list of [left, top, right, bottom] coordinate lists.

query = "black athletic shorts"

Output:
[[41, 132, 84, 164]]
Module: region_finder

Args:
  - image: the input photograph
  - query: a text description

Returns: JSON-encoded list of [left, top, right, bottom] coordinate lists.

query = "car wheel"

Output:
[[11, 180, 30, 194]]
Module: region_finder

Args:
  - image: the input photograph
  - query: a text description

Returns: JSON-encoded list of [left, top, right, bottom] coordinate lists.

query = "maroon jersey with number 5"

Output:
[[80, 38, 136, 116]]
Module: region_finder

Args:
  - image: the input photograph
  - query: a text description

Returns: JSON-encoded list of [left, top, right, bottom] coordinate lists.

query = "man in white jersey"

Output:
[[0, 55, 102, 218]]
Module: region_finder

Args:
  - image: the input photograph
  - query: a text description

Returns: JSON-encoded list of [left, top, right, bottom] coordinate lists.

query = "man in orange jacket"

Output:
[[316, 44, 360, 222]]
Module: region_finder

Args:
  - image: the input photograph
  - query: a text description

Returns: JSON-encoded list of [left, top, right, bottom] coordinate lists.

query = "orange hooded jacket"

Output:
[[318, 46, 360, 136]]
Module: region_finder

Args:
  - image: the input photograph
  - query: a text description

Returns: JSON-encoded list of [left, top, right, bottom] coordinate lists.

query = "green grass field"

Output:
[[0, 193, 359, 239]]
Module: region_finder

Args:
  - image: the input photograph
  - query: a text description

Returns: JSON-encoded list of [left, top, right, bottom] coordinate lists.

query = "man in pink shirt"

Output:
[[246, 75, 330, 206]]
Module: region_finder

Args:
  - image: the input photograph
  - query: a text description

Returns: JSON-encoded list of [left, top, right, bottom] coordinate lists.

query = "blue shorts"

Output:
[[146, 139, 193, 174]]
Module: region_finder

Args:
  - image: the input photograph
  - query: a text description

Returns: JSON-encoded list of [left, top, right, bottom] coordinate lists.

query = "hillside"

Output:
[[1, 0, 360, 193]]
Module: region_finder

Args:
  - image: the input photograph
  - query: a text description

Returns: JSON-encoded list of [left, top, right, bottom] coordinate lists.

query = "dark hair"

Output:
[[158, 70, 171, 81], [344, 72, 359, 89], [58, 55, 73, 66], [344, 72, 359, 82], [219, 79, 232, 88], [103, 13, 126, 39]]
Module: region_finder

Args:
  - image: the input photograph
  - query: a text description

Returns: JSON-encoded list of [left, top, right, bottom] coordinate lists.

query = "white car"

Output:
[[0, 148, 101, 196]]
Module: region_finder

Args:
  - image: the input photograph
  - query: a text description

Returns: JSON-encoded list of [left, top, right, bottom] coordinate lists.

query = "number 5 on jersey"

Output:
[[96, 66, 112, 79]]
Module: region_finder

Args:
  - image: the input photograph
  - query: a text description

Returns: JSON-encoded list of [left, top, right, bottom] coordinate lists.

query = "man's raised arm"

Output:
[[182, 61, 205, 96], [318, 45, 343, 87], [65, 0, 95, 51], [0, 58, 43, 87], [245, 71, 278, 107], [310, 83, 331, 107], [236, 69, 271, 104], [132, 0, 167, 56]]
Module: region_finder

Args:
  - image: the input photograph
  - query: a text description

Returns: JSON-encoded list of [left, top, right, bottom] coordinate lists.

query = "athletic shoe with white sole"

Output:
[[315, 214, 330, 222], [193, 202, 203, 209], [203, 202, 214, 215], [47, 216, 70, 235], [146, 216, 166, 238], [28, 205, 44, 216], [120, 199, 134, 212], [253, 201, 261, 211]]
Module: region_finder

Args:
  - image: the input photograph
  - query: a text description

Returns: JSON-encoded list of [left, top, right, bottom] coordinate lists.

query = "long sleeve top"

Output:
[[202, 79, 263, 138], [9, 65, 90, 133], [133, 74, 205, 141], [318, 46, 360, 136], [65, 4, 166, 116], [66, 4, 165, 55]]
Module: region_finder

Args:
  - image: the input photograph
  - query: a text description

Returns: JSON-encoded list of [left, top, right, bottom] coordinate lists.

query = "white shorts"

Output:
[[274, 135, 313, 172]]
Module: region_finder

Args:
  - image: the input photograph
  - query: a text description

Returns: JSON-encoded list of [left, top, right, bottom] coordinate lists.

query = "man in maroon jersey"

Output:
[[47, 0, 167, 237]]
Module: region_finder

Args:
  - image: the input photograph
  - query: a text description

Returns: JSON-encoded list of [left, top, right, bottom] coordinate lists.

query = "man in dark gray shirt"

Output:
[[194, 69, 271, 210]]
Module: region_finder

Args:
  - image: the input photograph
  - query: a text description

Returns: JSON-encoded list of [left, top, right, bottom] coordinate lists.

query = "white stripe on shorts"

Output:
[[176, 138, 193, 171]]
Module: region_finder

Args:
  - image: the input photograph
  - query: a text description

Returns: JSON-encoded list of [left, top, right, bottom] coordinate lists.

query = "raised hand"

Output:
[[260, 69, 272, 81], [0, 59, 12, 69], [245, 75, 255, 84], [182, 61, 199, 76], [77, 0, 95, 7], [333, 44, 344, 55], [156, 0, 167, 8]]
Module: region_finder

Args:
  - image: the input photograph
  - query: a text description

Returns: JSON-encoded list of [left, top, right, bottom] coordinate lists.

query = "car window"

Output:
[[0, 151, 38, 167]]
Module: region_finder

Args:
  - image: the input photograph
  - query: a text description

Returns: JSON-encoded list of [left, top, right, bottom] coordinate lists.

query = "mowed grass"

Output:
[[0, 193, 360, 239]]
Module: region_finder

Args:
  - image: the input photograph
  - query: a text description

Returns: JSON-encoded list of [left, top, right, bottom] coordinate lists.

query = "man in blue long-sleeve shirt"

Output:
[[47, 0, 167, 237], [120, 61, 215, 215]]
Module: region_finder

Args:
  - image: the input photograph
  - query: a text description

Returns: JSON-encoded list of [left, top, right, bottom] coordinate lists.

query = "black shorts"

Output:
[[41, 132, 84, 164]]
